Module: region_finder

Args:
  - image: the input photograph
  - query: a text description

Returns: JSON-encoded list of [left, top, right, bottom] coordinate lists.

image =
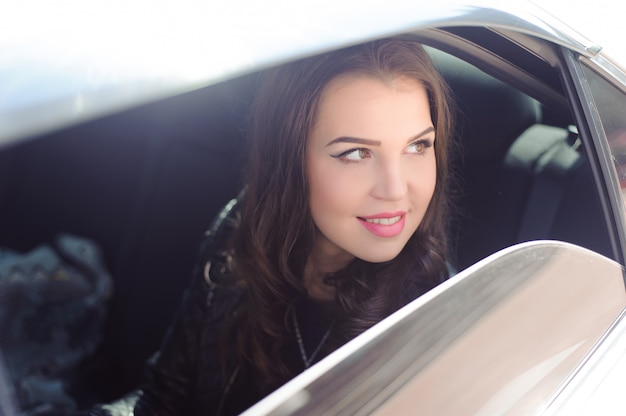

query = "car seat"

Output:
[[429, 48, 613, 270]]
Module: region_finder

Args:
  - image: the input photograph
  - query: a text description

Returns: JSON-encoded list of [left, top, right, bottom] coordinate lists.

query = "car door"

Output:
[[242, 241, 626, 415]]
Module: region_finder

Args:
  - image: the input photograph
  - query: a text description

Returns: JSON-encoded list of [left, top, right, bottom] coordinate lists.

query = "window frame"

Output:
[[560, 49, 626, 266]]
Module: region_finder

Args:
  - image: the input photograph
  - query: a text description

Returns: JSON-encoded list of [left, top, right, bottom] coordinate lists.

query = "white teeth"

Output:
[[364, 215, 402, 225]]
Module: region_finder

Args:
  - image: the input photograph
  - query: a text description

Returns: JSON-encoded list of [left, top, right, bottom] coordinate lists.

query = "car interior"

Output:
[[0, 26, 616, 410]]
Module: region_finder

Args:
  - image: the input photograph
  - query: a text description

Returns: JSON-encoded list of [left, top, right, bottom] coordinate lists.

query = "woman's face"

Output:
[[307, 74, 437, 267]]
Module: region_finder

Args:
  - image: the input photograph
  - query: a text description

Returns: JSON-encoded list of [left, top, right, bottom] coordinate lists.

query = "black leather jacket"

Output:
[[77, 198, 253, 415], [76, 196, 450, 415]]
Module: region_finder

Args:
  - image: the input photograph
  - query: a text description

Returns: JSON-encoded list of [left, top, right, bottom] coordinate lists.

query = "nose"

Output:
[[370, 159, 408, 201]]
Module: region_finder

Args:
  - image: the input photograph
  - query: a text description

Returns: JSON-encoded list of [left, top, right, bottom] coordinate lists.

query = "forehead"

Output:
[[312, 74, 430, 135], [315, 74, 428, 123]]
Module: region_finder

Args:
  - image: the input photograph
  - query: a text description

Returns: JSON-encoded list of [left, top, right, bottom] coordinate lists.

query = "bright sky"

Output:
[[532, 0, 625, 67]]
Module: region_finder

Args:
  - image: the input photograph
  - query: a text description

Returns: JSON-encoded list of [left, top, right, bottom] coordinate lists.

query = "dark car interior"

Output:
[[0, 27, 616, 411]]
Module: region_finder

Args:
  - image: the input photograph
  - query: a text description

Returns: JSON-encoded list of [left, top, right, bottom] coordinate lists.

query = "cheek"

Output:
[[409, 155, 438, 207], [425, 160, 438, 198], [308, 162, 364, 216]]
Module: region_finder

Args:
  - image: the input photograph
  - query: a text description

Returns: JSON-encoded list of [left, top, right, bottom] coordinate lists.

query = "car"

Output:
[[1, 0, 625, 414]]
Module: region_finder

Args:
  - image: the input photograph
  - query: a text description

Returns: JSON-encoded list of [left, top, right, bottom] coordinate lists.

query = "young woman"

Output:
[[80, 37, 453, 415]]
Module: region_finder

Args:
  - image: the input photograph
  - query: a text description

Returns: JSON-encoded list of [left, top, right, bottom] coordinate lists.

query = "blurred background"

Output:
[[533, 0, 625, 66]]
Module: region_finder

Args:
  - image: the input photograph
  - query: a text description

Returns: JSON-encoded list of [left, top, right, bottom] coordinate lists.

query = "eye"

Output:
[[332, 148, 372, 162], [407, 139, 433, 155]]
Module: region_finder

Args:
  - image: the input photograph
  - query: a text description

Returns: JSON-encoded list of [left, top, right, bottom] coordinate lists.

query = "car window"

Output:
[[580, 64, 626, 197]]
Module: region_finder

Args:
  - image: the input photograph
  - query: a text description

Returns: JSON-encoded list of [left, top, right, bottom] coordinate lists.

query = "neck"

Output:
[[303, 240, 354, 301]]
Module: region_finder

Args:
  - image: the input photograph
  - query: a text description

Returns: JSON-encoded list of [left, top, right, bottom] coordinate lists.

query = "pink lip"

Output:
[[358, 211, 406, 238]]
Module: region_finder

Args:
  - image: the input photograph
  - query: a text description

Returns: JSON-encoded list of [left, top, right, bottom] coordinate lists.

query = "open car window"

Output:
[[243, 241, 626, 416], [578, 62, 626, 201]]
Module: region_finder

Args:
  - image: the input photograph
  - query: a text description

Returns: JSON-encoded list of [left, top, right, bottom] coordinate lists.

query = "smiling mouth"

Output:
[[359, 215, 403, 225], [358, 213, 406, 238]]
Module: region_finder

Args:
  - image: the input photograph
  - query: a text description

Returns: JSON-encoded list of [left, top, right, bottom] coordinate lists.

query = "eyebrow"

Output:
[[325, 126, 435, 147]]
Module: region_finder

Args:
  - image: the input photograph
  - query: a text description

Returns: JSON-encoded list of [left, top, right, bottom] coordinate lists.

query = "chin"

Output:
[[356, 248, 404, 264]]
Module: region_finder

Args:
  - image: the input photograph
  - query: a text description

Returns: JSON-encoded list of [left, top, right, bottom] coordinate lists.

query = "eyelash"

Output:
[[331, 139, 433, 163]]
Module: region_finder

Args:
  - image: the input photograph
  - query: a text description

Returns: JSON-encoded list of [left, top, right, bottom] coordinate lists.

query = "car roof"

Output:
[[0, 0, 599, 148]]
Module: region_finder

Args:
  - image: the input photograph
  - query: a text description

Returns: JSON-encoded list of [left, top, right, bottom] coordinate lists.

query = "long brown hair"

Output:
[[228, 37, 453, 391]]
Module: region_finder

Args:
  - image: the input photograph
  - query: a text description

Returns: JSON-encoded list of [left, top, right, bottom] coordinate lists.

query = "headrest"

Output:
[[428, 48, 541, 164]]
